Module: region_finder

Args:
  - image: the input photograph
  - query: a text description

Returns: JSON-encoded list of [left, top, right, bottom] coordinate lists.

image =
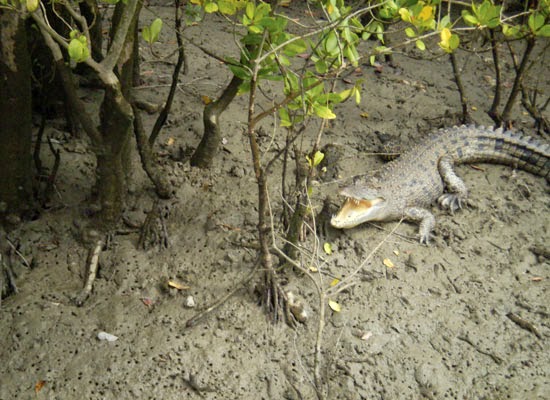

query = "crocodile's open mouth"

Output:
[[331, 197, 383, 229], [339, 197, 374, 213]]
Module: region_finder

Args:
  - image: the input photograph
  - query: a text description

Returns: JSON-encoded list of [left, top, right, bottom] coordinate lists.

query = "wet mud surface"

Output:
[[1, 4, 548, 399]]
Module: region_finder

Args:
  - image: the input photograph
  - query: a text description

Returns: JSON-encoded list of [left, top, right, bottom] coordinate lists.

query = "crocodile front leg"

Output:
[[404, 207, 436, 244], [437, 155, 469, 212]]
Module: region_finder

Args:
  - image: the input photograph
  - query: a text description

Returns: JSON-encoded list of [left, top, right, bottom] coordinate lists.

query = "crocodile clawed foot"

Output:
[[419, 233, 431, 245], [437, 193, 466, 213], [418, 227, 433, 246]]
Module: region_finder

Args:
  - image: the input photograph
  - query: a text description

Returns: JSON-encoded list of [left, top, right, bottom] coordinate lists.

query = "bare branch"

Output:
[[101, 0, 139, 71]]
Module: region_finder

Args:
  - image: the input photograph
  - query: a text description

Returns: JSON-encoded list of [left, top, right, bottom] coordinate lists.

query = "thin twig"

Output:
[[148, 0, 187, 145], [449, 52, 471, 124], [327, 219, 404, 297], [6, 239, 31, 269], [184, 261, 261, 328], [506, 312, 542, 339], [501, 37, 536, 124], [488, 30, 502, 123], [101, 0, 139, 71], [44, 136, 61, 203], [33, 112, 46, 175]]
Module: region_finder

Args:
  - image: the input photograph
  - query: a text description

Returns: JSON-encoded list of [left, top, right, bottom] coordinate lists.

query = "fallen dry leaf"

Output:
[[168, 280, 190, 290], [35, 380, 46, 394], [328, 299, 341, 312], [217, 223, 241, 231], [383, 258, 395, 268]]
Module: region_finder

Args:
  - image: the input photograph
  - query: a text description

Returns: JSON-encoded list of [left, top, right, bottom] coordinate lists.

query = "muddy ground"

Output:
[[1, 3, 549, 400]]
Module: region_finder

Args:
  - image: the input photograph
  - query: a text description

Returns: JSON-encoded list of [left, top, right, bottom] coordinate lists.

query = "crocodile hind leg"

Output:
[[404, 207, 436, 244], [437, 155, 469, 212]]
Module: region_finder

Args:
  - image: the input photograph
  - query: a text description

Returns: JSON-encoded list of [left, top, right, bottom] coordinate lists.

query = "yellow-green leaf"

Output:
[[313, 104, 336, 119], [279, 108, 292, 127], [284, 39, 307, 56], [537, 25, 550, 37], [142, 26, 151, 43], [416, 39, 425, 51], [245, 1, 254, 18], [462, 13, 479, 26], [502, 23, 520, 37], [312, 151, 325, 167], [528, 13, 545, 32], [324, 31, 338, 54], [354, 87, 361, 104], [344, 45, 359, 66], [26, 0, 39, 12], [306, 151, 324, 168], [143, 18, 163, 44], [218, 0, 240, 15], [338, 88, 352, 102], [405, 27, 416, 38], [449, 34, 460, 50], [399, 8, 411, 23], [204, 1, 218, 13], [68, 38, 89, 63], [323, 242, 332, 255], [439, 28, 459, 53]]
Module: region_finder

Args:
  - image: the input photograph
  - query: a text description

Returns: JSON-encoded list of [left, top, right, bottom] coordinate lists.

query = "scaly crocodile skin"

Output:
[[330, 125, 549, 243]]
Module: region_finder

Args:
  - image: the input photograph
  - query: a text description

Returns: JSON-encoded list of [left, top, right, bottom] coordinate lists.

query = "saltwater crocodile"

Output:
[[330, 125, 549, 244]]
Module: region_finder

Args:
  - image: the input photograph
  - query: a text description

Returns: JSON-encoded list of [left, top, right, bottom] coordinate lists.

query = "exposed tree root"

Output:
[[259, 267, 297, 327], [138, 200, 170, 251], [0, 230, 31, 307], [0, 253, 18, 307], [74, 239, 103, 306]]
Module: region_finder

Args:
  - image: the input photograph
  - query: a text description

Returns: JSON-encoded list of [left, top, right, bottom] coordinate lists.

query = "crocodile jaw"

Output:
[[331, 197, 386, 229]]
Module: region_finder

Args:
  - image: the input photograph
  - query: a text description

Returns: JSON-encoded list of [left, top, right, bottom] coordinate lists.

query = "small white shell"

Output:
[[184, 296, 196, 308], [97, 331, 119, 342]]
